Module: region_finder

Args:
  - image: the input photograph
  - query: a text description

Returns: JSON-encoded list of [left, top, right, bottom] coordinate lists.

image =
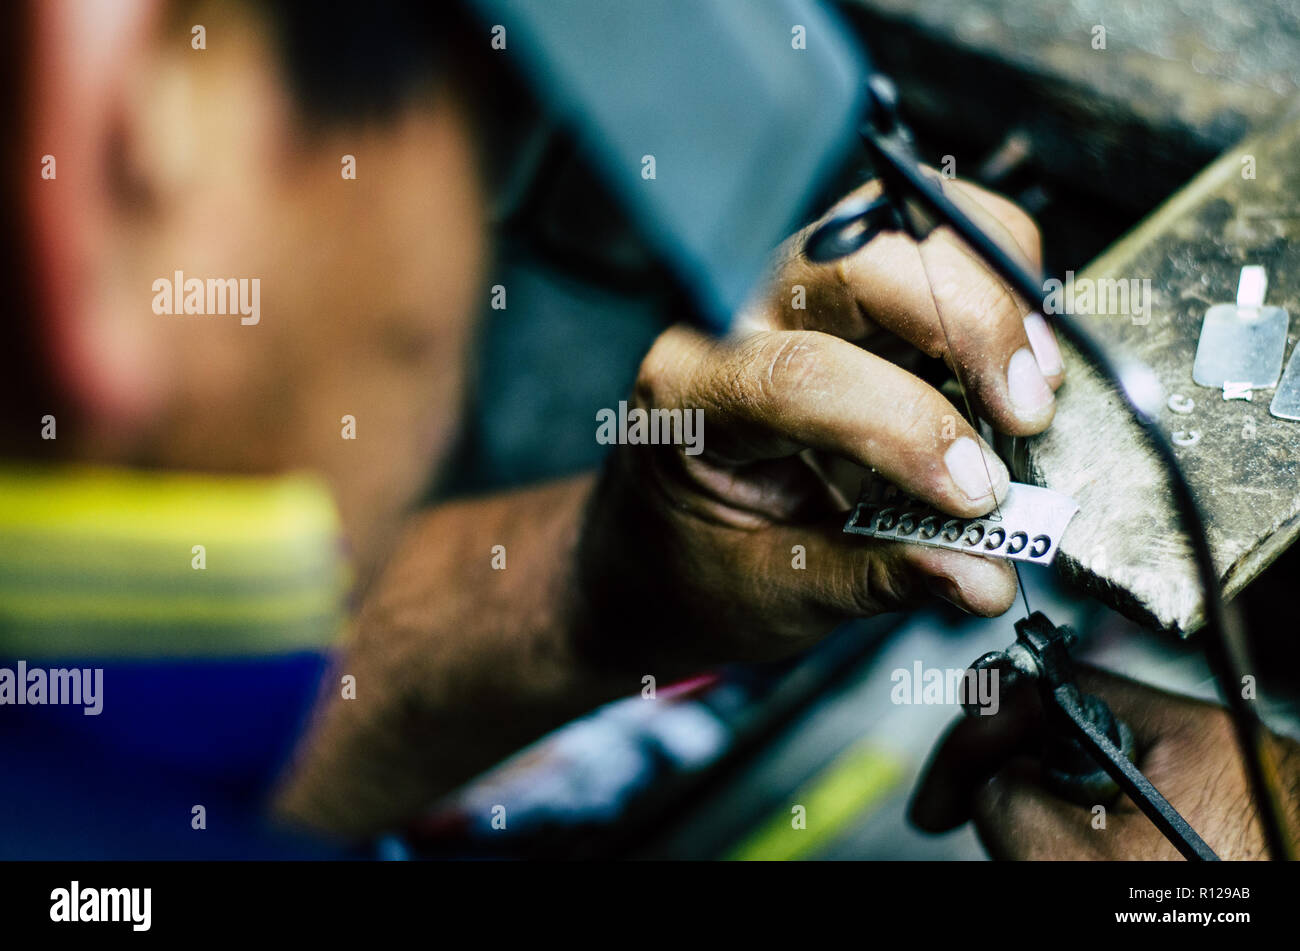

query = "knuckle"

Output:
[[635, 330, 691, 407], [635, 337, 669, 396], [744, 331, 828, 411], [957, 182, 1042, 268], [995, 201, 1041, 258], [912, 324, 949, 360], [899, 396, 947, 450], [958, 277, 1023, 340], [1004, 210, 1043, 267], [847, 548, 916, 614], [888, 379, 962, 462], [889, 413, 948, 485]]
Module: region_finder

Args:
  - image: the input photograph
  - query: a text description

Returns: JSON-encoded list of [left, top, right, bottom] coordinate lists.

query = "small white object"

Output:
[[1237, 265, 1268, 309]]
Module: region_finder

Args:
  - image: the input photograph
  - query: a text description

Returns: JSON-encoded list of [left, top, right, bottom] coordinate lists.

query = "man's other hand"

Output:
[[911, 667, 1300, 860]]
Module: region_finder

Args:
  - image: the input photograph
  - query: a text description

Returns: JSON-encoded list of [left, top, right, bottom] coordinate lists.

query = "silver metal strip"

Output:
[[842, 475, 1080, 566]]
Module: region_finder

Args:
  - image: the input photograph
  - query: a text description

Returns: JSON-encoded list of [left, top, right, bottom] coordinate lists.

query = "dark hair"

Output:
[[259, 0, 515, 191], [264, 0, 489, 121]]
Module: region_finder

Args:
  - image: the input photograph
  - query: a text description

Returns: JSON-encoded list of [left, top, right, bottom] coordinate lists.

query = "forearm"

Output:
[[274, 473, 640, 838]]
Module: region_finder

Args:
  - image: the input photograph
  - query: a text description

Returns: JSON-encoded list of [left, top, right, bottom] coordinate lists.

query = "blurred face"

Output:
[[23, 1, 489, 581]]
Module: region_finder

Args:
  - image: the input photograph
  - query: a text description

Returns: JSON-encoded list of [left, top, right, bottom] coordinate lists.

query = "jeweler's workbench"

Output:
[[838, 0, 1300, 634], [1018, 113, 1300, 635]]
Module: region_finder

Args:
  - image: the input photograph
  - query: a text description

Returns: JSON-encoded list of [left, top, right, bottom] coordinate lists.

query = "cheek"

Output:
[[301, 225, 485, 572], [302, 247, 480, 537], [368, 311, 474, 475], [161, 101, 488, 571]]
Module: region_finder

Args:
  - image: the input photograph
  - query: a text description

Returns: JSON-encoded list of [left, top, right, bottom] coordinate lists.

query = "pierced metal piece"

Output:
[[842, 475, 1078, 566], [1192, 266, 1289, 389], [1270, 345, 1300, 420]]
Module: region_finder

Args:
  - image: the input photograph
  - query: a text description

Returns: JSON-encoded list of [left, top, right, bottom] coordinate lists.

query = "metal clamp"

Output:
[[965, 613, 1219, 861]]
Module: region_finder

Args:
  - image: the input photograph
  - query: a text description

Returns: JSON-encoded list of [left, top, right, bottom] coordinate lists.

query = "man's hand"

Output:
[[911, 667, 1300, 860], [579, 179, 1063, 670], [280, 179, 1064, 836]]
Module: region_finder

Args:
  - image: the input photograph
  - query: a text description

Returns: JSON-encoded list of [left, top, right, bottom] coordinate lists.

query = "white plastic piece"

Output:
[[1236, 265, 1268, 309]]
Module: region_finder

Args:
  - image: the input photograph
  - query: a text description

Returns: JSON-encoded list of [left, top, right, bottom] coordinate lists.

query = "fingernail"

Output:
[[944, 436, 1009, 505], [1007, 347, 1054, 419], [1023, 312, 1063, 377]]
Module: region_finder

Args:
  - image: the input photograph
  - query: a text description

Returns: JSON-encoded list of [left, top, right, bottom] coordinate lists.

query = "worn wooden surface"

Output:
[[1016, 113, 1300, 635], [839, 0, 1300, 633], [843, 0, 1300, 211]]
